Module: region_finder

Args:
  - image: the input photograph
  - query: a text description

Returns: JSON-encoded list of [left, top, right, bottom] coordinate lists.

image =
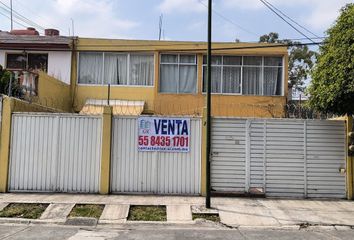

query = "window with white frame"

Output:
[[78, 52, 154, 86], [159, 54, 197, 93], [203, 55, 283, 96]]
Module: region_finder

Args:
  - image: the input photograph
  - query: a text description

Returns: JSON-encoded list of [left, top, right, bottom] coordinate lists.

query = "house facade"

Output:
[[1, 29, 288, 117], [72, 38, 288, 117]]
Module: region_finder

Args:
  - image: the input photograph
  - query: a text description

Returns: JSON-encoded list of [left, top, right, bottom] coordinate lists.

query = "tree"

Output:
[[0, 65, 23, 97], [259, 32, 317, 92], [259, 32, 279, 43], [307, 3, 354, 115]]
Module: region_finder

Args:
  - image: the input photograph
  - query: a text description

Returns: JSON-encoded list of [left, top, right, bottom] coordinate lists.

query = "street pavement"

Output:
[[0, 223, 354, 240], [1, 193, 354, 228], [1, 193, 354, 239]]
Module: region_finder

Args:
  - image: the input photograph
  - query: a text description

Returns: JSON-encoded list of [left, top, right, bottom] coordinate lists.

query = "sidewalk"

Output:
[[0, 193, 354, 229]]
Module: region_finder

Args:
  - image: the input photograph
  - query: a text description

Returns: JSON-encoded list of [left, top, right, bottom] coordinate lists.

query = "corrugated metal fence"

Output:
[[211, 118, 346, 198], [111, 116, 201, 195], [9, 113, 102, 193]]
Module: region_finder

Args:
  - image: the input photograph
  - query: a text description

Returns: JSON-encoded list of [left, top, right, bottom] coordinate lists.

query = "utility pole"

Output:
[[10, 0, 13, 30], [205, 0, 212, 209], [71, 18, 74, 36], [158, 14, 163, 40]]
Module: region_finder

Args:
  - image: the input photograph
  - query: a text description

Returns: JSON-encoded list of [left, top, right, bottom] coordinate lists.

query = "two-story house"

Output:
[[1, 28, 288, 117]]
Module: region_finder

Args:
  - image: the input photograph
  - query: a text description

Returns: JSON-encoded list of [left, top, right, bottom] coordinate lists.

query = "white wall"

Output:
[[47, 51, 71, 84], [0, 50, 5, 68], [0, 50, 71, 84]]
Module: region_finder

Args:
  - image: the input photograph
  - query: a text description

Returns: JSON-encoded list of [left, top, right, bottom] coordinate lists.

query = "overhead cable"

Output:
[[259, 0, 315, 43], [0, 1, 46, 30], [262, 0, 321, 39]]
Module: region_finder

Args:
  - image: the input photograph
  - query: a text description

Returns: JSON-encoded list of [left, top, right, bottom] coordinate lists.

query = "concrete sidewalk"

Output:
[[0, 193, 354, 229]]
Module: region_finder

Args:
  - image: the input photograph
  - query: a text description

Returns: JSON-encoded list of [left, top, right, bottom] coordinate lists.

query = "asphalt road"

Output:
[[0, 224, 354, 240]]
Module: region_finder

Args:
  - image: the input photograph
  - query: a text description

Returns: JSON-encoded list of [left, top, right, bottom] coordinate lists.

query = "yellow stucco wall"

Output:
[[71, 38, 288, 117], [34, 72, 72, 112]]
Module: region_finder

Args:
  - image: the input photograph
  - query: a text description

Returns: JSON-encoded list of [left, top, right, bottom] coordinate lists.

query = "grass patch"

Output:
[[192, 213, 220, 222], [69, 204, 104, 219], [128, 205, 166, 221], [0, 203, 48, 219]]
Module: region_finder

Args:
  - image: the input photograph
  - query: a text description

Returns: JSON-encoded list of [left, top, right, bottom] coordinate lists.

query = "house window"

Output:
[[203, 55, 283, 96], [159, 54, 197, 93], [78, 52, 154, 86], [6, 53, 48, 72], [242, 56, 262, 95], [202, 56, 241, 94], [263, 57, 283, 96]]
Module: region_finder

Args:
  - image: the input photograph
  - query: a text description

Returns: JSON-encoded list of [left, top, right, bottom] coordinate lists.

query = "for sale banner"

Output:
[[138, 117, 190, 152]]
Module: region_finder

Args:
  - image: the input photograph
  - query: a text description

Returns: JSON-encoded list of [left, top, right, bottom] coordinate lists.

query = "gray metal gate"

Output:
[[211, 118, 346, 198], [9, 113, 102, 193], [111, 116, 201, 195]]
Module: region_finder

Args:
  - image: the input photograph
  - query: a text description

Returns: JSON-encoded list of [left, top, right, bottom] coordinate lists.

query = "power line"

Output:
[[259, 0, 315, 43], [160, 41, 323, 51], [13, 0, 65, 32], [280, 36, 325, 42], [0, 5, 44, 31], [197, 0, 259, 37], [0, 10, 27, 28], [198, 0, 322, 43], [0, 0, 46, 30], [262, 0, 320, 39]]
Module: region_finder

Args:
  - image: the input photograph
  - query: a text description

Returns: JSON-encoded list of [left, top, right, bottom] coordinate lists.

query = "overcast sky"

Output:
[[0, 0, 352, 42]]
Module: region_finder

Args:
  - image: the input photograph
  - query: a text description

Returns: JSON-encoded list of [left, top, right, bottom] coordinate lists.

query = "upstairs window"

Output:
[[78, 52, 154, 86], [202, 56, 242, 94], [159, 54, 197, 94], [203, 55, 283, 96], [6, 53, 48, 72]]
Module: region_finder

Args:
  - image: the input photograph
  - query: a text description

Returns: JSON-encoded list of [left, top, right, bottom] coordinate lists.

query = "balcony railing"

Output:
[[7, 69, 39, 98]]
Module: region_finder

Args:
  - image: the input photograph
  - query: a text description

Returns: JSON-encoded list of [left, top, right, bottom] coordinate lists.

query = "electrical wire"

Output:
[[0, 0, 46, 30], [0, 10, 27, 28], [259, 0, 315, 43], [13, 0, 65, 33], [0, 5, 44, 31], [197, 0, 259, 37], [198, 0, 322, 43], [262, 0, 320, 39]]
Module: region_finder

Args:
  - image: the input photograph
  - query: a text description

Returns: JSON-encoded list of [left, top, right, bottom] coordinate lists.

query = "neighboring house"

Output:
[[0, 28, 72, 111], [1, 28, 288, 117]]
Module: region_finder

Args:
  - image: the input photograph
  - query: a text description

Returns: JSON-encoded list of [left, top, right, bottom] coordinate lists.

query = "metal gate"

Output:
[[211, 118, 346, 198], [111, 116, 201, 195], [9, 113, 102, 193]]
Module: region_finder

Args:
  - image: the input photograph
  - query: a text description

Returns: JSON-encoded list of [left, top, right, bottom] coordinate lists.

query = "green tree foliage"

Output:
[[259, 32, 317, 91], [307, 3, 354, 115], [0, 65, 23, 97]]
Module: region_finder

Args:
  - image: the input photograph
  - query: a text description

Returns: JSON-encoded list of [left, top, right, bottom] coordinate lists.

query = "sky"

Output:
[[0, 0, 352, 43]]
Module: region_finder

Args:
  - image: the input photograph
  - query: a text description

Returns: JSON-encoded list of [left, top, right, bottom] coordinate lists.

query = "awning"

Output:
[[80, 99, 144, 115]]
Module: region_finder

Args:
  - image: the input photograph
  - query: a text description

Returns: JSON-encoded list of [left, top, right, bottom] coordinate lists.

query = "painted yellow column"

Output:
[[201, 107, 207, 196], [100, 106, 112, 194], [0, 97, 13, 192], [347, 115, 353, 200]]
